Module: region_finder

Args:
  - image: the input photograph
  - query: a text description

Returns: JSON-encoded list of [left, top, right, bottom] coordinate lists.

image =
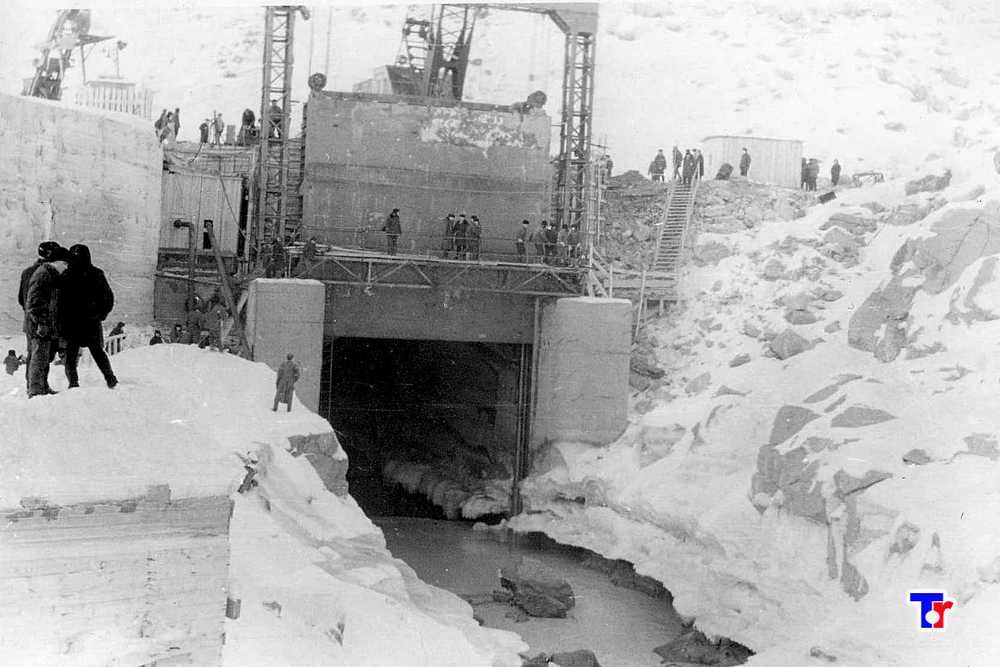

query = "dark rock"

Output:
[[821, 213, 877, 235], [833, 469, 892, 497], [824, 320, 841, 333], [905, 170, 952, 195], [964, 433, 1000, 460], [550, 649, 603, 667], [831, 406, 896, 428], [501, 559, 576, 618], [810, 646, 839, 662], [729, 353, 751, 367], [763, 259, 787, 280], [752, 445, 826, 522], [902, 448, 932, 465], [654, 630, 752, 666], [785, 309, 819, 325], [769, 328, 812, 359], [769, 405, 821, 445], [820, 289, 844, 302]]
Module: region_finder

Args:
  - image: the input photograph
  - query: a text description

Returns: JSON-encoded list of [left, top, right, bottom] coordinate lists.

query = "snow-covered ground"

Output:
[[514, 151, 1000, 662], [1, 346, 525, 666], [6, 1, 1000, 177]]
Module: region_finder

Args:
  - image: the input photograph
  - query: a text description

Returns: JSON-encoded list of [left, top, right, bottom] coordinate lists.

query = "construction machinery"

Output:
[[24, 10, 112, 101], [395, 4, 598, 235]]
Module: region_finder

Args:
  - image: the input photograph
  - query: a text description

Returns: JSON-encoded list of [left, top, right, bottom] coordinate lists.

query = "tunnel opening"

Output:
[[320, 337, 532, 520]]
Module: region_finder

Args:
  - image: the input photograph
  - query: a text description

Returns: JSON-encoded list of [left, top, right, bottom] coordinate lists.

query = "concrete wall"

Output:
[[701, 135, 803, 189], [302, 92, 551, 259], [533, 297, 632, 447], [326, 286, 539, 344], [246, 279, 326, 412], [0, 93, 162, 334], [160, 170, 242, 255]]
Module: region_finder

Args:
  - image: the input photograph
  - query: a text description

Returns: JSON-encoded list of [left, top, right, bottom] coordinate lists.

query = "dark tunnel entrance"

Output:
[[319, 338, 532, 520]]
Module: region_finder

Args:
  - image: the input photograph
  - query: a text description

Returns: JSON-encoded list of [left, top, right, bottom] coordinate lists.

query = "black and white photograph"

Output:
[[2, 1, 999, 665]]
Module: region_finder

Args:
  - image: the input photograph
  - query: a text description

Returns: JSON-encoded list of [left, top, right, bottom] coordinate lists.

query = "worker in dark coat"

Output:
[[694, 149, 705, 180], [19, 241, 63, 393], [25, 247, 72, 397], [382, 208, 402, 255], [441, 213, 456, 258], [453, 213, 470, 260], [531, 221, 547, 262], [515, 219, 530, 262], [672, 146, 683, 180], [801, 158, 808, 189], [149, 330, 164, 346], [58, 244, 118, 390], [468, 215, 482, 260], [543, 220, 559, 264], [566, 225, 581, 267], [272, 353, 300, 412], [682, 150, 695, 185], [649, 149, 667, 182], [831, 159, 842, 186], [739, 148, 752, 177], [5, 350, 24, 375]]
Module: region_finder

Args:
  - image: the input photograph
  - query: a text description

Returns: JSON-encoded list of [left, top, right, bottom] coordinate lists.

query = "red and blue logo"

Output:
[[909, 592, 954, 629]]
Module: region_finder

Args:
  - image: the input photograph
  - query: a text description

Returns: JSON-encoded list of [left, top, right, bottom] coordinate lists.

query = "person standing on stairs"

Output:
[[682, 150, 695, 185], [739, 148, 752, 177], [672, 145, 683, 180], [649, 149, 667, 182], [694, 149, 705, 181]]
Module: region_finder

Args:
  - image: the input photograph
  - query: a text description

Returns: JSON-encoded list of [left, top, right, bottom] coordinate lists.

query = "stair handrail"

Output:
[[679, 177, 701, 257]]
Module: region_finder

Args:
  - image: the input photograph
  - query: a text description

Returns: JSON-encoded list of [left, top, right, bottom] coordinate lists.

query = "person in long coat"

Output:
[[453, 214, 470, 259], [441, 214, 456, 258], [58, 244, 118, 390], [831, 159, 842, 186], [515, 219, 530, 262], [672, 146, 683, 180], [531, 221, 547, 262], [25, 247, 71, 397], [739, 148, 752, 177], [694, 149, 705, 180], [382, 208, 402, 255], [468, 215, 482, 260], [19, 241, 62, 392], [682, 150, 695, 185], [273, 353, 300, 412]]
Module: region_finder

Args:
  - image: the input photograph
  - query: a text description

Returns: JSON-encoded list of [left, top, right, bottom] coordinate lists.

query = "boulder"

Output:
[[902, 448, 932, 465], [785, 309, 819, 325], [654, 630, 752, 666], [500, 559, 575, 618], [831, 405, 896, 428], [685, 372, 712, 395], [821, 213, 876, 235], [769, 328, 812, 359], [550, 649, 603, 667], [769, 405, 821, 445], [904, 170, 952, 195], [729, 353, 751, 367], [763, 259, 787, 280]]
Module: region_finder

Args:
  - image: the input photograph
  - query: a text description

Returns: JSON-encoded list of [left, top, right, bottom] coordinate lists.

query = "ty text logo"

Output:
[[909, 592, 953, 629]]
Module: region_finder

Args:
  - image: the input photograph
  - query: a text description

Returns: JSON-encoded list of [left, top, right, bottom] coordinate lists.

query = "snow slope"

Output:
[[0, 346, 525, 666], [6, 0, 1000, 176], [514, 154, 1000, 663]]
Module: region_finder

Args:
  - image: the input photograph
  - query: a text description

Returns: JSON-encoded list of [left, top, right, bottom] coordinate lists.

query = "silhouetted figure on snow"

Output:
[[59, 244, 118, 390], [739, 148, 752, 177], [273, 353, 300, 412], [831, 159, 842, 186]]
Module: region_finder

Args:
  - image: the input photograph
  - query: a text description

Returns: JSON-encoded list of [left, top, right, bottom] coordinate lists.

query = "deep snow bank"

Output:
[[1, 346, 525, 666], [515, 160, 1000, 664]]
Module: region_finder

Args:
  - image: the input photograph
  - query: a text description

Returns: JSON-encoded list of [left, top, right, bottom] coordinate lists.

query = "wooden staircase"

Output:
[[587, 177, 701, 328]]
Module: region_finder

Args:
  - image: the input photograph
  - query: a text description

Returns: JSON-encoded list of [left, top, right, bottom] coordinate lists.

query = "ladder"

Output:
[[651, 177, 699, 275], [254, 6, 302, 253]]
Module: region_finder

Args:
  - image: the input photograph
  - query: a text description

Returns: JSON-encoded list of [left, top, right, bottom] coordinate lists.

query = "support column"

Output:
[[245, 279, 325, 412], [533, 297, 632, 447]]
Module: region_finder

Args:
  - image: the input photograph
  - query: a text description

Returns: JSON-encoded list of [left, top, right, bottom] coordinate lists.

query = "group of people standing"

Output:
[[17, 241, 118, 398], [440, 212, 484, 260], [199, 101, 284, 147], [800, 158, 843, 191], [154, 108, 181, 144], [515, 219, 582, 265], [649, 146, 708, 185]]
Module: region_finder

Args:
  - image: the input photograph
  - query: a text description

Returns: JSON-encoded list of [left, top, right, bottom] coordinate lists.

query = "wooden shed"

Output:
[[701, 135, 803, 189]]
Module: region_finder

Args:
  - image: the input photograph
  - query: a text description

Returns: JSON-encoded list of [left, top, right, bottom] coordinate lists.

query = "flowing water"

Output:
[[377, 518, 685, 666]]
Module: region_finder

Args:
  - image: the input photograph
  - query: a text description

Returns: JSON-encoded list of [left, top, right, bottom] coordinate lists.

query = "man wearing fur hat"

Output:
[[24, 244, 71, 397], [18, 241, 63, 395]]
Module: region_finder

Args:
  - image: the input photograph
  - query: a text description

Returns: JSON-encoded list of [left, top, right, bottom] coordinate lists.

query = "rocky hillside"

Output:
[[515, 153, 1000, 664]]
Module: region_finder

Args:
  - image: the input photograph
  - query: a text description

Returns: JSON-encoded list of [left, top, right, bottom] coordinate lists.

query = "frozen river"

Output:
[[377, 518, 684, 666]]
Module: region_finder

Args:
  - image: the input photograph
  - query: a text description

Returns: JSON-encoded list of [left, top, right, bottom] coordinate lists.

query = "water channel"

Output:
[[376, 518, 686, 666]]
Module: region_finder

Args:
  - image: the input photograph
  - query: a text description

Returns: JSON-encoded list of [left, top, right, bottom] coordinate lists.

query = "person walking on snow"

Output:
[[739, 148, 752, 177], [382, 208, 402, 255], [5, 350, 24, 375], [273, 353, 300, 412], [25, 247, 71, 397], [58, 244, 118, 390], [831, 159, 842, 186]]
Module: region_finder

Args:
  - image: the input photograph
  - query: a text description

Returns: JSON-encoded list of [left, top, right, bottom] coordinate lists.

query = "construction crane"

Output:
[[396, 3, 597, 237], [252, 5, 311, 257], [24, 10, 112, 101]]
